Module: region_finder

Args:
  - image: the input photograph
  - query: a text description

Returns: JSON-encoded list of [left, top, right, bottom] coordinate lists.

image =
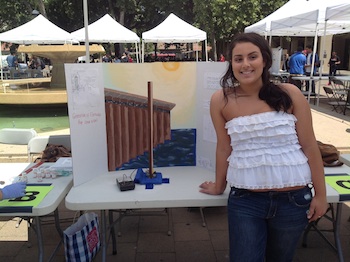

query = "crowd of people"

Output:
[[27, 55, 47, 70], [101, 52, 133, 63], [284, 46, 342, 92], [5, 51, 48, 70], [3, 49, 51, 78]]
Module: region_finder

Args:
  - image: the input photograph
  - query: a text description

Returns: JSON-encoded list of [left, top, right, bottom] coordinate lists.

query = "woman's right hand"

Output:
[[199, 181, 222, 195]]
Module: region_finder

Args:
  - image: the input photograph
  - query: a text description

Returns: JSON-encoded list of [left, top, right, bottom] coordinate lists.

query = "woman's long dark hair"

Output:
[[220, 32, 292, 112]]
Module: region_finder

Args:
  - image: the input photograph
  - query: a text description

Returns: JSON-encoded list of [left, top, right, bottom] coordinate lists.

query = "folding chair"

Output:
[[332, 79, 347, 90], [0, 128, 37, 145], [343, 89, 350, 115], [48, 134, 71, 150], [27, 136, 50, 162], [331, 79, 348, 100], [323, 86, 347, 113], [333, 80, 350, 114]]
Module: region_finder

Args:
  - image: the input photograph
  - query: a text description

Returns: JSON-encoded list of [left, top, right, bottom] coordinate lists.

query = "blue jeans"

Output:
[[227, 186, 312, 262], [305, 72, 315, 93]]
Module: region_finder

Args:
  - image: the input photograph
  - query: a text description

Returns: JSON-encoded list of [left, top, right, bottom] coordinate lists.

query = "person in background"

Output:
[[28, 55, 39, 69], [220, 53, 226, 62], [128, 53, 134, 63], [102, 53, 112, 63], [113, 56, 121, 63], [304, 45, 320, 94], [199, 32, 327, 262], [328, 51, 341, 84], [121, 52, 129, 63], [6, 51, 18, 69], [282, 53, 289, 72], [0, 182, 26, 200], [288, 46, 306, 89]]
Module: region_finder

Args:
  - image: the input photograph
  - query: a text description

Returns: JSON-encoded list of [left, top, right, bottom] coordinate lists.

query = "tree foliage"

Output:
[[0, 0, 37, 31], [0, 0, 288, 59], [193, 0, 287, 59]]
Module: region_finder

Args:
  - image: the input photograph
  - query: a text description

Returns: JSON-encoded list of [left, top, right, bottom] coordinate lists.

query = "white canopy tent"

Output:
[[326, 3, 350, 21], [324, 2, 350, 40], [142, 13, 208, 62], [0, 14, 73, 44], [0, 14, 74, 80], [245, 0, 350, 106], [245, 0, 350, 37], [71, 14, 141, 63], [268, 3, 350, 36]]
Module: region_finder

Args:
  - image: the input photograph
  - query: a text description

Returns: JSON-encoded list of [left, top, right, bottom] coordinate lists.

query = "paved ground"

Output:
[[1, 202, 350, 261], [0, 95, 350, 261]]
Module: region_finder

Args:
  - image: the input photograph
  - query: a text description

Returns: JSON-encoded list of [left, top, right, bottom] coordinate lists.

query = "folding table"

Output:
[[291, 75, 329, 106], [340, 154, 350, 166], [0, 162, 73, 262], [65, 165, 350, 262]]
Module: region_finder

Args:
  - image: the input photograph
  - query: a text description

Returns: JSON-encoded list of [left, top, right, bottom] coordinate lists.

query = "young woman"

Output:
[[328, 51, 341, 84], [199, 32, 328, 262]]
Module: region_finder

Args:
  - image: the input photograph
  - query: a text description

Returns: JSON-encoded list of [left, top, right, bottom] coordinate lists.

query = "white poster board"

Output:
[[65, 63, 108, 186], [195, 62, 227, 171], [270, 47, 282, 74]]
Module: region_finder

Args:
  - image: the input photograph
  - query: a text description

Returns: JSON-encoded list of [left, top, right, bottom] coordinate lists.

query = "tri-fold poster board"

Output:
[[65, 62, 227, 186], [64, 61, 350, 203]]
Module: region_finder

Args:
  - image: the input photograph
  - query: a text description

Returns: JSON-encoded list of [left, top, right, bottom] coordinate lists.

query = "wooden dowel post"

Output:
[[148, 81, 154, 178]]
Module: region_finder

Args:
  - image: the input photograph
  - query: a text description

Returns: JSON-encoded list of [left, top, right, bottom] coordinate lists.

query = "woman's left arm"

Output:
[[284, 84, 328, 222]]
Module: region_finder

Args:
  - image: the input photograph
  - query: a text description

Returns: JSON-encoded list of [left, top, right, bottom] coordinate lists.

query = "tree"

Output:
[[1, 0, 289, 61], [37, 0, 47, 18], [194, 0, 288, 61], [0, 0, 36, 32]]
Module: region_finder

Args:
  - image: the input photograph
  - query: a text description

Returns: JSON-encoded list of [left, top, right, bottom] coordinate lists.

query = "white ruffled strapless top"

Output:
[[225, 111, 311, 189]]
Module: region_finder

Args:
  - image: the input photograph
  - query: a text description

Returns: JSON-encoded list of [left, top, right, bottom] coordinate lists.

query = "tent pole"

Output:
[[135, 41, 139, 63], [0, 41, 3, 82], [83, 0, 90, 63], [308, 23, 319, 104], [321, 20, 328, 75], [316, 20, 328, 106], [196, 42, 198, 62], [205, 39, 208, 62], [142, 41, 144, 63], [138, 41, 141, 63]]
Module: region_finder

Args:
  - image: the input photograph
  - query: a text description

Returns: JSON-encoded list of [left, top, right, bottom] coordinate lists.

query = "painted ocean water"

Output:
[[117, 129, 196, 170]]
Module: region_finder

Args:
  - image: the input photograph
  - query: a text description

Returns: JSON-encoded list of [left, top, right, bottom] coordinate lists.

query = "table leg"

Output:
[[317, 80, 321, 106], [307, 80, 312, 103], [334, 203, 344, 262], [47, 209, 64, 262], [301, 203, 344, 262], [108, 210, 117, 254], [100, 210, 107, 262], [34, 216, 44, 262]]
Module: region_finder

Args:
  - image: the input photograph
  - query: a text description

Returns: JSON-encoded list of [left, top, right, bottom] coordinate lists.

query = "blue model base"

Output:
[[134, 168, 169, 189]]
